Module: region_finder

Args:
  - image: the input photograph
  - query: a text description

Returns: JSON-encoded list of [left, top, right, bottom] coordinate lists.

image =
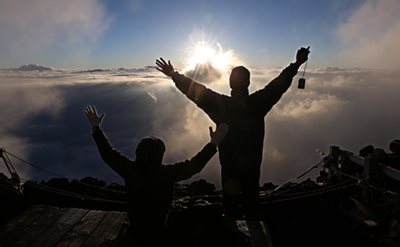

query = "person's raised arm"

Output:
[[166, 124, 229, 182], [85, 105, 131, 177], [156, 57, 222, 117], [253, 47, 310, 115]]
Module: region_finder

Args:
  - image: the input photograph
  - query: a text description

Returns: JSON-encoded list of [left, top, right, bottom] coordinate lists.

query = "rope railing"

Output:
[[262, 181, 359, 205], [3, 146, 400, 208], [3, 149, 126, 195], [20, 177, 126, 205]]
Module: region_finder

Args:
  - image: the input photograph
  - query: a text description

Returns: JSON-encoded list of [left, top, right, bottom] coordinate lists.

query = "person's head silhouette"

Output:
[[135, 136, 166, 165], [229, 66, 250, 90]]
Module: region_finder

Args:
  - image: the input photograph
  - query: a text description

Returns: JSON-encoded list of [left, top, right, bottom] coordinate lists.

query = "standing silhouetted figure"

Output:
[[84, 105, 228, 246], [156, 47, 310, 223]]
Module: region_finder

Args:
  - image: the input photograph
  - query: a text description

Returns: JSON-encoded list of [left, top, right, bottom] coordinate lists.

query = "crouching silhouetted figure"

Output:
[[84, 105, 228, 246]]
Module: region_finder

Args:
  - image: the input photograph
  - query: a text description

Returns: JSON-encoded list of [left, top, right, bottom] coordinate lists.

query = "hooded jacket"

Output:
[[171, 63, 299, 170], [92, 127, 217, 230]]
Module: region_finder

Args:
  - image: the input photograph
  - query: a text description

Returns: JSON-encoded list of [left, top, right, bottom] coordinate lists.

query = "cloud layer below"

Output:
[[1, 65, 399, 187]]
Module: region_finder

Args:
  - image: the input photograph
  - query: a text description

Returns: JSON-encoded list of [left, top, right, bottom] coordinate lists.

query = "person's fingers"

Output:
[[99, 113, 105, 121], [88, 106, 93, 114], [92, 106, 98, 116], [209, 126, 213, 137], [160, 57, 167, 64], [156, 68, 163, 72], [168, 60, 172, 67], [91, 106, 97, 115]]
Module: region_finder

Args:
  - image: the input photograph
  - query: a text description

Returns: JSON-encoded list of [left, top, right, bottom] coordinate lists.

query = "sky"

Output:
[[2, 0, 399, 70], [0, 0, 400, 187]]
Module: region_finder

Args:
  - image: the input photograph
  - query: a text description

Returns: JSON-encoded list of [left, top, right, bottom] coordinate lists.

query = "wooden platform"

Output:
[[0, 204, 132, 247]]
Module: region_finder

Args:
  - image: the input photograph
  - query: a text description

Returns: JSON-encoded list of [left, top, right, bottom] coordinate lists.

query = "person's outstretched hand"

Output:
[[209, 123, 229, 146], [296, 46, 310, 65], [84, 105, 105, 128], [156, 57, 175, 77]]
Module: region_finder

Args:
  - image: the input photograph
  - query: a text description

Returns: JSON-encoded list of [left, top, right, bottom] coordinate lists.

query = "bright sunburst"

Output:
[[184, 41, 233, 72]]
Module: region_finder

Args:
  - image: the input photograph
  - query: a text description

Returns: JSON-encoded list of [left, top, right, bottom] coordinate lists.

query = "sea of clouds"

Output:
[[1, 64, 399, 188]]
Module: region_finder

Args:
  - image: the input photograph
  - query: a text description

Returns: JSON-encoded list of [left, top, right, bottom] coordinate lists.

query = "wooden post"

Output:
[[327, 146, 340, 180], [362, 152, 382, 206], [362, 154, 372, 205]]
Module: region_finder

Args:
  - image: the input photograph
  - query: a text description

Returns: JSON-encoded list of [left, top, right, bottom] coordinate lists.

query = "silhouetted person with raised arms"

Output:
[[157, 47, 309, 246], [84, 105, 228, 246]]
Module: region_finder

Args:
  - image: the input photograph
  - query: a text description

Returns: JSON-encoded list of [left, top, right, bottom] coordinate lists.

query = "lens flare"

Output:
[[184, 41, 234, 72]]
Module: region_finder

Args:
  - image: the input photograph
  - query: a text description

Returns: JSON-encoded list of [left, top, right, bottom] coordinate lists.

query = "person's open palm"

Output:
[[156, 57, 175, 77], [84, 105, 105, 128]]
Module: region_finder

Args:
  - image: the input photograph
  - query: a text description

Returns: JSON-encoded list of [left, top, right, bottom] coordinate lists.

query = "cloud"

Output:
[[182, 39, 244, 85], [335, 0, 400, 69], [0, 80, 64, 178], [259, 67, 400, 183], [184, 62, 222, 83], [0, 0, 112, 66], [1, 67, 399, 188]]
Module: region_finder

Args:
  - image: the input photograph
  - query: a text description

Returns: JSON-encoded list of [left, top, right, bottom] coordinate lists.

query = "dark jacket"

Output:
[[171, 63, 299, 169], [92, 127, 217, 230]]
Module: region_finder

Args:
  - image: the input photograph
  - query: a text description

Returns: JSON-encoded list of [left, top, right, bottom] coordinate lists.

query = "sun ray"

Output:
[[184, 40, 234, 72]]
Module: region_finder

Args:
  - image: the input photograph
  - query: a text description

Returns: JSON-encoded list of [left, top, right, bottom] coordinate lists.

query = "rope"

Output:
[[6, 150, 65, 178], [3, 149, 126, 195], [4, 147, 399, 209], [302, 61, 308, 77], [272, 177, 358, 198], [272, 158, 325, 193], [262, 180, 359, 205], [20, 177, 126, 205]]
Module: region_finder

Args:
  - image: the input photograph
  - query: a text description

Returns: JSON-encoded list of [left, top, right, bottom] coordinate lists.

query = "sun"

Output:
[[184, 41, 232, 72]]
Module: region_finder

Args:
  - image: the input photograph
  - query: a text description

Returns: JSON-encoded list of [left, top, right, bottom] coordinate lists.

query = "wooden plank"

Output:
[[349, 153, 400, 182], [382, 165, 400, 182], [0, 205, 57, 246], [56, 210, 107, 247], [99, 212, 127, 247], [9, 206, 69, 247], [32, 208, 89, 247], [0, 205, 46, 241], [348, 156, 365, 167], [82, 211, 126, 247]]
